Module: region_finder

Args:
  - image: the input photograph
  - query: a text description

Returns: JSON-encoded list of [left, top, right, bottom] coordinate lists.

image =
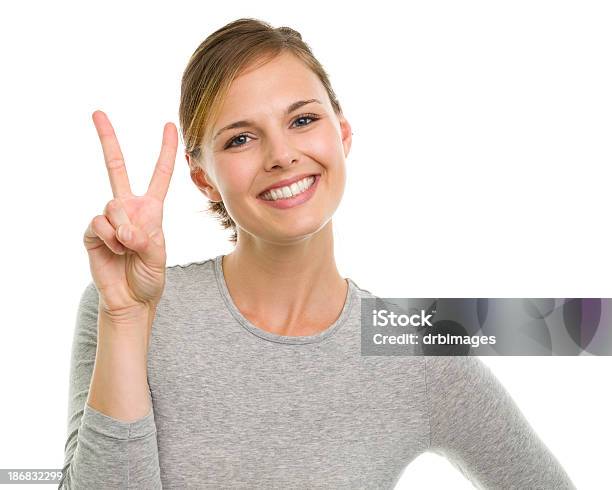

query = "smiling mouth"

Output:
[[258, 175, 318, 201]]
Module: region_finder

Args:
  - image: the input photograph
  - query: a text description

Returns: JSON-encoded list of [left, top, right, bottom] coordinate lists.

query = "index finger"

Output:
[[92, 110, 133, 199], [146, 122, 178, 201]]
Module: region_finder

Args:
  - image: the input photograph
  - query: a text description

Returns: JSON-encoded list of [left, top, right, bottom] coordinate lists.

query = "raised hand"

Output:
[[83, 110, 178, 318]]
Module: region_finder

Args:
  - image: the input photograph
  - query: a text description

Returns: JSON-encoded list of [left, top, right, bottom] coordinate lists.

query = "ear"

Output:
[[339, 116, 352, 158], [186, 153, 223, 202]]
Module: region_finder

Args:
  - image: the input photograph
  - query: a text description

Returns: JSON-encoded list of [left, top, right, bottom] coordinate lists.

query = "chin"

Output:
[[261, 217, 329, 242]]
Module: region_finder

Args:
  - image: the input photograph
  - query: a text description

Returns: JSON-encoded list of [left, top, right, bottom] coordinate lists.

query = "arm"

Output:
[[59, 282, 162, 489], [423, 355, 576, 489]]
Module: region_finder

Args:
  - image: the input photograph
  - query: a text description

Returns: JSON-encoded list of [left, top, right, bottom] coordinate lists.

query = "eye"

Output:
[[225, 133, 252, 149], [223, 113, 321, 149], [292, 113, 320, 128]]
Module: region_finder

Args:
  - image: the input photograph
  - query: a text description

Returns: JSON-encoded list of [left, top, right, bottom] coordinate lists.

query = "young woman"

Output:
[[59, 18, 576, 489]]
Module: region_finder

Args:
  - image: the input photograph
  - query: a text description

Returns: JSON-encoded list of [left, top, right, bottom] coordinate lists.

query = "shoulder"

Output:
[[347, 278, 377, 300], [157, 256, 220, 311], [165, 256, 217, 283], [166, 256, 216, 272], [424, 355, 493, 386], [348, 279, 409, 317], [423, 355, 511, 416]]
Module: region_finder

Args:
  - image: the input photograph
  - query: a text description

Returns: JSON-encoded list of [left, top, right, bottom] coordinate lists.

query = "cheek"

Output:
[[306, 126, 344, 166], [217, 159, 257, 196]]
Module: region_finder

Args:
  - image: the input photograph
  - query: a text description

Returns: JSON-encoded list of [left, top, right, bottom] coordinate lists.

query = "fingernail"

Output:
[[119, 225, 131, 242], [117, 206, 130, 223]]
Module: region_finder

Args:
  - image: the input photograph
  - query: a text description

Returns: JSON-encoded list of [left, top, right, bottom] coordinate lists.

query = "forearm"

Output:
[[60, 285, 162, 489], [87, 302, 155, 422]]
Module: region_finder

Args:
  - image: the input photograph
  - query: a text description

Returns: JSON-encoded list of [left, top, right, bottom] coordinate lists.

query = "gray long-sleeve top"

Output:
[[59, 254, 576, 489]]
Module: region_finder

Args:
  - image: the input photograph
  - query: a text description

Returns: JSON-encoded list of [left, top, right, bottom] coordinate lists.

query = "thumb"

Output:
[[116, 224, 165, 265]]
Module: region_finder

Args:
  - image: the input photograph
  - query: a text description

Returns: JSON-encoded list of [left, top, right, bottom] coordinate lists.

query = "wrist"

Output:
[[98, 302, 156, 349], [99, 300, 155, 324]]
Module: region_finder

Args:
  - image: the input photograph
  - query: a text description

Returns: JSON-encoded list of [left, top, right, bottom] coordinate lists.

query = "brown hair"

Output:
[[179, 17, 343, 244]]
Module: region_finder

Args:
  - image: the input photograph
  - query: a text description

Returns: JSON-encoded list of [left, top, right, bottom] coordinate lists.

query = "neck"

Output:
[[221, 221, 348, 336]]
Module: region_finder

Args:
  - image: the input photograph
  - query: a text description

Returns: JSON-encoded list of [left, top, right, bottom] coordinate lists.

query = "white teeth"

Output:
[[261, 176, 316, 201]]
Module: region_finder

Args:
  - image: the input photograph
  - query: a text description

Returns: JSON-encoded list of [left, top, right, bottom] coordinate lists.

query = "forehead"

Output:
[[217, 52, 328, 120]]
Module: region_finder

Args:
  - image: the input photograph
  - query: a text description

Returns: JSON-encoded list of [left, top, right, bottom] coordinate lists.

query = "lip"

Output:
[[257, 174, 320, 209], [258, 173, 320, 196]]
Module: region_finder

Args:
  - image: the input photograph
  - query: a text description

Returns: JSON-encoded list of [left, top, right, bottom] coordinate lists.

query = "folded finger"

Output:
[[104, 199, 132, 231], [89, 215, 127, 255]]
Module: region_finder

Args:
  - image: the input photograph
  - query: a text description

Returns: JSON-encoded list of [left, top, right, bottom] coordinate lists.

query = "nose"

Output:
[[263, 128, 299, 171]]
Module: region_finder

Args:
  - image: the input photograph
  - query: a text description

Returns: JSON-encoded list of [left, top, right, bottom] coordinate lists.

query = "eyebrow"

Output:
[[213, 98, 323, 141]]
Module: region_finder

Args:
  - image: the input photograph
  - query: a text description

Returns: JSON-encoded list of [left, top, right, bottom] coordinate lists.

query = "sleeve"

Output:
[[58, 281, 162, 490], [423, 355, 576, 490]]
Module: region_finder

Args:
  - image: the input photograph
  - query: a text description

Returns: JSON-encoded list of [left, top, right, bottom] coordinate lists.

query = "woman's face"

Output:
[[193, 51, 352, 244]]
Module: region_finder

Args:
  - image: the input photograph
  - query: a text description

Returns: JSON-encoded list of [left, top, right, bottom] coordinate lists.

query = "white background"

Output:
[[1, 1, 610, 488]]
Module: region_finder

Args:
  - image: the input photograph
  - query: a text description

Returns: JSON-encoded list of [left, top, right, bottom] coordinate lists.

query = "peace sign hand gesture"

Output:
[[83, 111, 178, 319]]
